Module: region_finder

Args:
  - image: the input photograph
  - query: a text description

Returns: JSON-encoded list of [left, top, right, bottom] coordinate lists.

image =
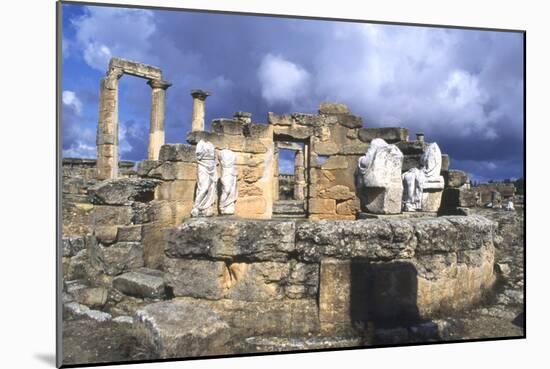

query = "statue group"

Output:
[[191, 140, 238, 217], [357, 139, 444, 214]]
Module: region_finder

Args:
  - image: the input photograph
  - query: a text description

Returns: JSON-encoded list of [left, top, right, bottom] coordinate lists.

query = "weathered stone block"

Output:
[[136, 160, 161, 176], [441, 188, 477, 208], [313, 141, 339, 155], [358, 127, 409, 143], [245, 123, 271, 138], [296, 219, 416, 262], [156, 180, 195, 202], [336, 198, 361, 215], [337, 114, 363, 129], [309, 198, 336, 214], [71, 287, 108, 309], [135, 299, 231, 358], [319, 185, 355, 200], [235, 196, 267, 216], [92, 205, 133, 226], [94, 225, 118, 244], [445, 170, 469, 188], [421, 189, 443, 212], [89, 178, 159, 205], [113, 269, 165, 299], [396, 140, 426, 155], [92, 242, 144, 276], [148, 162, 196, 181], [318, 102, 350, 115], [142, 222, 166, 270], [158, 144, 196, 162], [165, 218, 296, 261], [320, 156, 349, 170], [319, 259, 352, 327], [211, 119, 245, 136], [164, 258, 227, 299], [116, 225, 142, 242]]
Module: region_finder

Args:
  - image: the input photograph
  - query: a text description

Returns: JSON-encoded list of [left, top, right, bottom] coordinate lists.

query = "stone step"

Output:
[[273, 200, 305, 215]]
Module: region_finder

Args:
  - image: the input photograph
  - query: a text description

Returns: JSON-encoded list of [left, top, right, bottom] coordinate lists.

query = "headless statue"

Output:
[[191, 140, 217, 217], [219, 149, 238, 215]]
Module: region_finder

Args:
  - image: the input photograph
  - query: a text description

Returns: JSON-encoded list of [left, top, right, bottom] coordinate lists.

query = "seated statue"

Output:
[[357, 138, 404, 214], [402, 142, 445, 212]]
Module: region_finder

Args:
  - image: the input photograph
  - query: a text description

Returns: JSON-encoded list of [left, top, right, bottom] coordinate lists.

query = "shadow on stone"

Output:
[[350, 259, 442, 345]]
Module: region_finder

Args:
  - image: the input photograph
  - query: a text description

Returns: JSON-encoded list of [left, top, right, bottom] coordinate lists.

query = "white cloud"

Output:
[[62, 90, 82, 115], [258, 54, 311, 106], [72, 7, 156, 71], [63, 141, 96, 158]]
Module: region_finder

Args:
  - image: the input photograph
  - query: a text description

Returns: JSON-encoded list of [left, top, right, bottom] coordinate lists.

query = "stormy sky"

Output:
[[61, 3, 524, 182]]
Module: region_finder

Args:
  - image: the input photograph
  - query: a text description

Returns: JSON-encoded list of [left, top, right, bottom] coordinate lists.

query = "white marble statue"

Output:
[[357, 138, 404, 214], [402, 142, 445, 211], [191, 140, 217, 217], [219, 149, 238, 215]]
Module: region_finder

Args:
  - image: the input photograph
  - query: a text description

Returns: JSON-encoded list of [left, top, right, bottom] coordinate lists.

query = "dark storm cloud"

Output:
[[63, 4, 524, 180]]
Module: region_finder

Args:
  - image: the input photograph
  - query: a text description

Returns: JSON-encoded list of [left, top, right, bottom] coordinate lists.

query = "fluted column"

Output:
[[96, 67, 123, 180], [147, 79, 171, 160], [190, 89, 210, 132]]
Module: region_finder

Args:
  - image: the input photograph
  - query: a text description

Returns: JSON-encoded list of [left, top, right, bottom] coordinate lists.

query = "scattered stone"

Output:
[[134, 299, 231, 358], [496, 262, 511, 276], [113, 269, 166, 299], [71, 287, 108, 309], [113, 315, 134, 324], [64, 302, 112, 322]]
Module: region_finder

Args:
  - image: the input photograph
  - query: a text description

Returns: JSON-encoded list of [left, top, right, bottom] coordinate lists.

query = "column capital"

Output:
[[148, 79, 172, 90], [191, 89, 210, 100]]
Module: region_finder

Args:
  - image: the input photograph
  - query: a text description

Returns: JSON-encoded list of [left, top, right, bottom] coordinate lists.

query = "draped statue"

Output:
[[219, 149, 238, 215], [191, 140, 217, 217]]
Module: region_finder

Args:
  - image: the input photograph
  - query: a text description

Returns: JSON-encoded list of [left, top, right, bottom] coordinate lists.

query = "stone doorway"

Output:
[[273, 140, 309, 218]]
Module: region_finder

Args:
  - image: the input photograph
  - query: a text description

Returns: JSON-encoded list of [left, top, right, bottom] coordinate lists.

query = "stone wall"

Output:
[[62, 158, 135, 236], [269, 103, 422, 220], [163, 215, 497, 331]]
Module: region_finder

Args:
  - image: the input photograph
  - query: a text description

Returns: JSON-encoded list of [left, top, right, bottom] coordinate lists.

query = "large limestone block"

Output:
[[113, 269, 165, 299], [164, 218, 296, 261], [445, 169, 469, 188], [91, 242, 144, 276], [92, 205, 133, 226], [235, 196, 267, 216], [88, 178, 159, 205], [441, 188, 477, 208], [210, 298, 320, 335], [142, 222, 166, 269], [156, 180, 196, 202], [296, 219, 416, 262], [319, 259, 352, 328], [164, 259, 227, 299], [148, 162, 197, 181], [319, 102, 350, 115], [135, 299, 231, 358], [319, 185, 355, 200], [357, 127, 409, 143], [309, 198, 336, 214], [211, 119, 245, 136], [164, 259, 317, 301], [158, 144, 196, 162]]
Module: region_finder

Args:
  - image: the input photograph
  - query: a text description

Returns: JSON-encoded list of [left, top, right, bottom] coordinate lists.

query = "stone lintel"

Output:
[[275, 141, 303, 151], [109, 57, 162, 80]]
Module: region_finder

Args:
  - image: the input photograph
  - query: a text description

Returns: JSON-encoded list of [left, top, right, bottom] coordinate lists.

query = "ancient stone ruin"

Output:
[[61, 57, 524, 364]]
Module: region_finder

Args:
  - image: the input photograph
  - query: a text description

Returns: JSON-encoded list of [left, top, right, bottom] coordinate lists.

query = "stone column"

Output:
[[96, 67, 123, 180], [147, 79, 172, 160], [273, 147, 279, 201], [294, 149, 306, 201], [190, 90, 210, 132]]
